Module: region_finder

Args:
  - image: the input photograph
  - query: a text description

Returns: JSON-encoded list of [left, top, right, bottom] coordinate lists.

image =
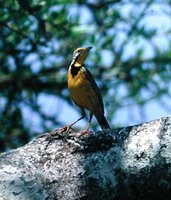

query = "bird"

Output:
[[65, 46, 110, 134]]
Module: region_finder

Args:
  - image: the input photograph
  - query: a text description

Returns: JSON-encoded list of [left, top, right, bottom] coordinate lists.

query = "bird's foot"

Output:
[[56, 125, 76, 134], [77, 129, 93, 137], [42, 126, 76, 143], [58, 126, 70, 133]]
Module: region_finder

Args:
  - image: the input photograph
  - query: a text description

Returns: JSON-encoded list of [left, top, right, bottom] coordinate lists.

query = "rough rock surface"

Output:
[[0, 117, 171, 200]]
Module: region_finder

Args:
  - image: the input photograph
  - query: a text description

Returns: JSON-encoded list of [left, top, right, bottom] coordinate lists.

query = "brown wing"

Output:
[[85, 68, 104, 114]]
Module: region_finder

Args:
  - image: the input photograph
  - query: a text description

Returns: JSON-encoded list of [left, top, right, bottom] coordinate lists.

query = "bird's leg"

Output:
[[58, 108, 86, 133], [59, 116, 84, 133], [44, 113, 86, 142], [79, 113, 93, 136]]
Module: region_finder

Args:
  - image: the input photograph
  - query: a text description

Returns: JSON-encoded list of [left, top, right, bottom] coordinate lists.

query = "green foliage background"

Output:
[[0, 0, 171, 151]]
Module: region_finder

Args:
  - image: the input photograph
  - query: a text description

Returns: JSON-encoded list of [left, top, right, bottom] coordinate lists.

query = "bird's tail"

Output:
[[95, 114, 111, 130]]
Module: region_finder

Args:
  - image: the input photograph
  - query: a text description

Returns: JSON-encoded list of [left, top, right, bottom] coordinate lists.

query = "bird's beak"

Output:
[[86, 46, 93, 51]]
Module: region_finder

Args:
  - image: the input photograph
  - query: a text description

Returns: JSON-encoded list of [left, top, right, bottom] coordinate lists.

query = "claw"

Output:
[[77, 129, 93, 137], [58, 125, 76, 133]]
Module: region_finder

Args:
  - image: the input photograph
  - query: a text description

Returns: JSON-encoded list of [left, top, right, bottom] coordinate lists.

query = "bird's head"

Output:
[[72, 47, 92, 66]]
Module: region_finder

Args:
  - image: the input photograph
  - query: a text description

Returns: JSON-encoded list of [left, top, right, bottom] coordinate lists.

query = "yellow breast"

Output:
[[67, 69, 101, 114]]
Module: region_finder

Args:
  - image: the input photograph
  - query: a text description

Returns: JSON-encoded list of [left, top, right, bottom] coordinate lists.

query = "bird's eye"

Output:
[[74, 50, 81, 56], [73, 49, 83, 58], [77, 50, 82, 53]]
